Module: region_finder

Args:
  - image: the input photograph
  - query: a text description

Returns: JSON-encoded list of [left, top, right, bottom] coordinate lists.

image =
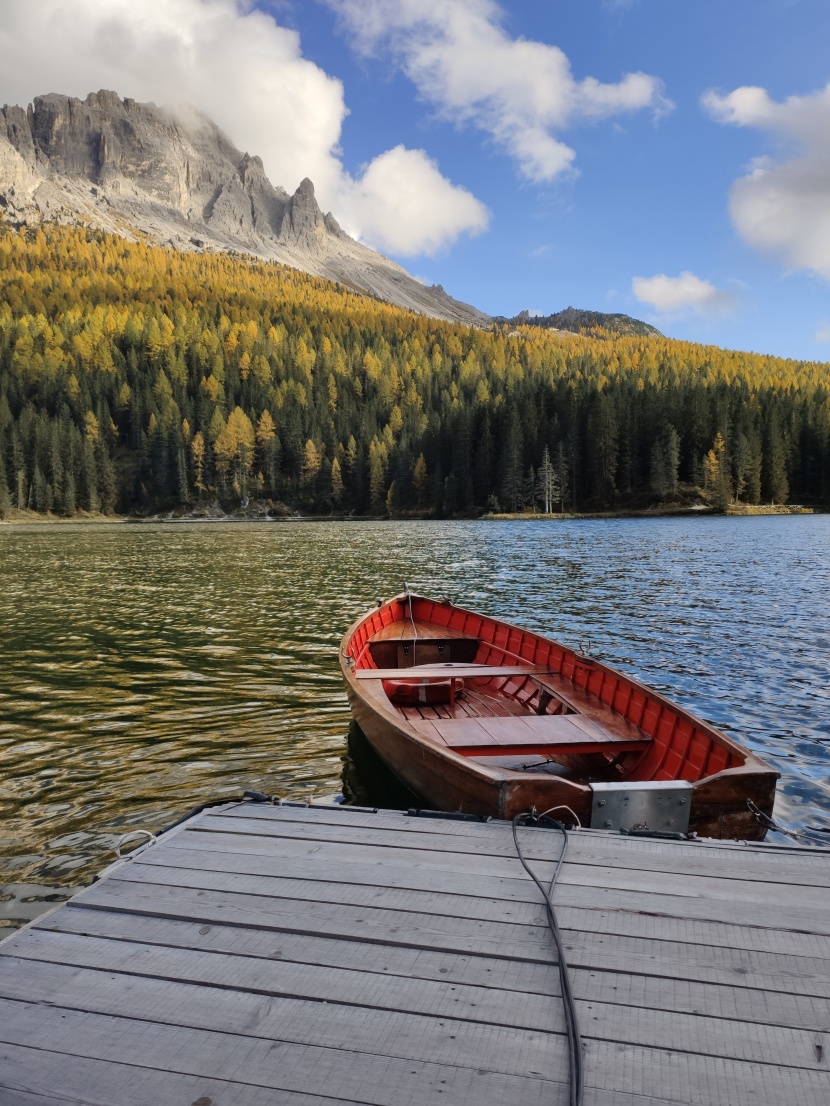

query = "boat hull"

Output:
[[341, 595, 779, 839]]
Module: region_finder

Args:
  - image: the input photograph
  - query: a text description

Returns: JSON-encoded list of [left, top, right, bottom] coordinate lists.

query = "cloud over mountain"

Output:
[[0, 0, 486, 257], [632, 272, 736, 317]]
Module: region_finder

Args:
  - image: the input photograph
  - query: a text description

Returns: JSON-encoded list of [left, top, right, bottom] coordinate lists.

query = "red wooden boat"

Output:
[[340, 592, 779, 839]]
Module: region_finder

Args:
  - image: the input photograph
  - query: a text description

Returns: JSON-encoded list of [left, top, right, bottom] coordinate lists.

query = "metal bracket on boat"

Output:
[[590, 780, 692, 834]]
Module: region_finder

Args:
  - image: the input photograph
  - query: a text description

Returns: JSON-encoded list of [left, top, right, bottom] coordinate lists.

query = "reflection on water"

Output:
[[341, 722, 422, 811], [1, 516, 829, 928]]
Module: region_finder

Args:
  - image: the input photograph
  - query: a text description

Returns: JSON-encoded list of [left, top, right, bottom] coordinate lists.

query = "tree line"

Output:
[[0, 221, 828, 519]]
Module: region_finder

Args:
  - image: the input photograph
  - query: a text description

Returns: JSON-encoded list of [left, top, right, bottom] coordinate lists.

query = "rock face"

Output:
[[0, 91, 488, 326]]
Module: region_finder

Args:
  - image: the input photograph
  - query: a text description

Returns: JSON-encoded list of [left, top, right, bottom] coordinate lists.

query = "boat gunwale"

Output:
[[339, 592, 779, 790]]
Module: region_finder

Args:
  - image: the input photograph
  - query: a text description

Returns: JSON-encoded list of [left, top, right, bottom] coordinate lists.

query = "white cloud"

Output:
[[324, 0, 672, 184], [342, 146, 489, 256], [704, 83, 830, 279], [816, 323, 830, 344], [632, 272, 736, 317], [0, 0, 486, 256]]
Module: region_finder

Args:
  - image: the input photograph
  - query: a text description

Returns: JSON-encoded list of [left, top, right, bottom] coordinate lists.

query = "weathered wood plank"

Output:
[[46, 904, 559, 995], [0, 958, 561, 1080], [214, 802, 828, 872], [213, 802, 815, 855], [59, 862, 830, 961], [124, 836, 830, 952], [130, 843, 555, 913], [165, 822, 830, 911], [0, 1088, 72, 1106], [0, 1041, 703, 1106], [46, 902, 830, 1000], [1, 955, 826, 1074], [1, 997, 828, 1106], [0, 1041, 369, 1106], [217, 803, 825, 868], [16, 901, 830, 1031], [107, 858, 830, 995], [212, 803, 829, 871], [183, 817, 561, 875], [107, 851, 830, 940], [192, 807, 830, 887], [0, 998, 571, 1106], [101, 867, 553, 949], [4, 930, 563, 1032], [2, 804, 828, 1106]]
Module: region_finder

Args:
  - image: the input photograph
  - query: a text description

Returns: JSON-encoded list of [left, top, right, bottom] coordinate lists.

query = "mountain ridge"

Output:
[[501, 307, 662, 337], [0, 90, 489, 327]]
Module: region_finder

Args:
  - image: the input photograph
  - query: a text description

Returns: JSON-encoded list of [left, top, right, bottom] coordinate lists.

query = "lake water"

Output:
[[1, 516, 829, 929]]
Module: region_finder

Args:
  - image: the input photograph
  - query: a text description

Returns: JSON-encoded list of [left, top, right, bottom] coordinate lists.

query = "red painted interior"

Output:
[[346, 595, 745, 783]]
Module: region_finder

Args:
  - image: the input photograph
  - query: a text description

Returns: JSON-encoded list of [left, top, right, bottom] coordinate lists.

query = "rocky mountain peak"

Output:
[[0, 89, 489, 327]]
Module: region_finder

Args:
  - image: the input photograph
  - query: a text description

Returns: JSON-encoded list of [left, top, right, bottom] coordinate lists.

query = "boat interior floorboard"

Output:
[[396, 690, 537, 723]]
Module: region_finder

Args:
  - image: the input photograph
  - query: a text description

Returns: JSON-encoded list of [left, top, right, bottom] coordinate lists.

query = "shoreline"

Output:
[[484, 504, 820, 521], [0, 503, 822, 526]]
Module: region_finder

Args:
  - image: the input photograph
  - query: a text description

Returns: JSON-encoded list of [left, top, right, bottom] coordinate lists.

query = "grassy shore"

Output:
[[484, 503, 818, 521], [1, 503, 821, 525], [0, 508, 127, 525]]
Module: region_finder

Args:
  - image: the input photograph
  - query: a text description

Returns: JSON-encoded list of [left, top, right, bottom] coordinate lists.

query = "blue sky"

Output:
[[288, 0, 830, 360], [3, 0, 830, 360]]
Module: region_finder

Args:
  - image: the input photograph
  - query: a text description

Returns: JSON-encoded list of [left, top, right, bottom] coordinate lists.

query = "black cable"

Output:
[[512, 811, 584, 1106]]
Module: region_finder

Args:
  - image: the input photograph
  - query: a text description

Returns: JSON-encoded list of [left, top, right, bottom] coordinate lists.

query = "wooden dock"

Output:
[[0, 799, 828, 1105]]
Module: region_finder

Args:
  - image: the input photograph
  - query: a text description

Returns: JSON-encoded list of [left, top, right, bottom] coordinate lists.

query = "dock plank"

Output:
[[0, 1043, 705, 1106], [59, 858, 830, 959], [46, 901, 830, 999], [0, 1041, 376, 1106], [2, 928, 563, 1032], [1, 995, 828, 1106], [1, 800, 829, 1105], [0, 998, 573, 1106], [109, 840, 830, 936], [198, 806, 830, 886], [17, 892, 830, 1030], [165, 821, 830, 911], [0, 955, 825, 1075]]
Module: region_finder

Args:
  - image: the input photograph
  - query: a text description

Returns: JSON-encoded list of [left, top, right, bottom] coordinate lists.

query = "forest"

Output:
[[0, 220, 829, 519]]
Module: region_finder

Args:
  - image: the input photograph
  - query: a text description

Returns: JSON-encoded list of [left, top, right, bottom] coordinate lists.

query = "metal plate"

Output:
[[590, 780, 692, 833]]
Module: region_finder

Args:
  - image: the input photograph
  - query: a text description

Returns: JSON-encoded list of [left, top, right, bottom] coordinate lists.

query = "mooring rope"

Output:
[[746, 800, 828, 846]]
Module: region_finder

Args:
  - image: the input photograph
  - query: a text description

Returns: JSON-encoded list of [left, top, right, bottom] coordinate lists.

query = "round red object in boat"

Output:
[[382, 677, 463, 706]]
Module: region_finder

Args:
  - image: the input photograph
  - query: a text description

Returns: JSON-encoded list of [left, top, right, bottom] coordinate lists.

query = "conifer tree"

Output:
[[412, 453, 429, 510], [0, 465, 10, 519], [500, 410, 523, 512], [330, 455, 344, 506]]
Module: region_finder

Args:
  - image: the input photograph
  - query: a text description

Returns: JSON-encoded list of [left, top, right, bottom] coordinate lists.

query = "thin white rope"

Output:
[[115, 829, 158, 858]]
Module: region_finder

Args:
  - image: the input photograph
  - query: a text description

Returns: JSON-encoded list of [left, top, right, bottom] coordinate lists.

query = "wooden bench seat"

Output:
[[530, 672, 645, 743], [419, 715, 650, 759], [367, 621, 471, 642], [356, 664, 550, 680]]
